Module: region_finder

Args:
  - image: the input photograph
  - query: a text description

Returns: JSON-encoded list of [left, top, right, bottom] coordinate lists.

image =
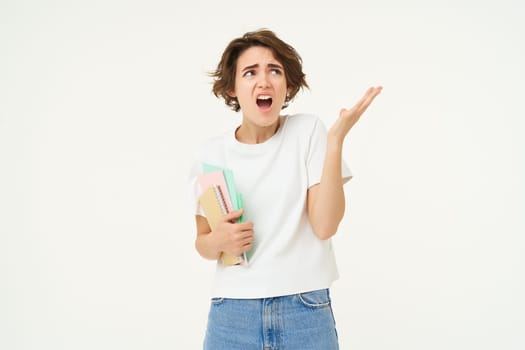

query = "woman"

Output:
[[189, 28, 381, 349]]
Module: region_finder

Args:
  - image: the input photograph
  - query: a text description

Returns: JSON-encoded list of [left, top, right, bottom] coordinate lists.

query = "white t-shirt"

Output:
[[189, 113, 352, 298]]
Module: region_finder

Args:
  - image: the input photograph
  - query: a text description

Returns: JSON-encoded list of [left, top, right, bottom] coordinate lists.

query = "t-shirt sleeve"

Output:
[[188, 156, 205, 217], [306, 117, 353, 188]]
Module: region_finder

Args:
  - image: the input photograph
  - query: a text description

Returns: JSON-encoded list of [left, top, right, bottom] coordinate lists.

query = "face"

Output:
[[230, 46, 289, 128]]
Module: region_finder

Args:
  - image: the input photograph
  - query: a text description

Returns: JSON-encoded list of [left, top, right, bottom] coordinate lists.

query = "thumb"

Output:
[[223, 209, 244, 222]]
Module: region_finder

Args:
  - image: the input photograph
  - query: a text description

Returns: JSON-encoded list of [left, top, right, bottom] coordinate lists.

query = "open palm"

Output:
[[328, 86, 382, 143]]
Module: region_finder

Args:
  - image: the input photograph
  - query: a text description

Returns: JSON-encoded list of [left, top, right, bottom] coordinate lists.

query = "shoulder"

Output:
[[193, 129, 231, 159], [285, 113, 327, 136], [286, 113, 321, 127]]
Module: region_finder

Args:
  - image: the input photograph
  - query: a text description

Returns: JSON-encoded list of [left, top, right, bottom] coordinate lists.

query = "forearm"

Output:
[[309, 138, 346, 240], [195, 232, 222, 260], [309, 85, 382, 238]]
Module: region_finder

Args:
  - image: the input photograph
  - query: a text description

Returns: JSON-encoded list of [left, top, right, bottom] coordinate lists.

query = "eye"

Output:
[[270, 68, 282, 75], [243, 70, 255, 77]]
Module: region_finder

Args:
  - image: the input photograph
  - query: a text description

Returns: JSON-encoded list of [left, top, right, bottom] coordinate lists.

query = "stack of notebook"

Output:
[[197, 163, 248, 266]]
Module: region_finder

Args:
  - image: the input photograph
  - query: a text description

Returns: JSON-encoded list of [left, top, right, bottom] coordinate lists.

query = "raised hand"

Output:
[[328, 86, 382, 144]]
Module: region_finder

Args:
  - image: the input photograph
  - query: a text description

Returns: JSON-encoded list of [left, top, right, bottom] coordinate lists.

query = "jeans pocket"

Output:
[[297, 289, 331, 308], [210, 297, 224, 305]]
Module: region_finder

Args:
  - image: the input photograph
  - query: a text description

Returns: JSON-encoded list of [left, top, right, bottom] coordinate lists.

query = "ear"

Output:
[[286, 87, 292, 100], [228, 90, 237, 98]]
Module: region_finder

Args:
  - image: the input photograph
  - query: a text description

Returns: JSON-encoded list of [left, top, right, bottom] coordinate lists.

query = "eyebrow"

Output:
[[241, 63, 284, 72]]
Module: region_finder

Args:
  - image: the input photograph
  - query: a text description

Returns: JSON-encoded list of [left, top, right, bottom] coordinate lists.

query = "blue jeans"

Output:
[[203, 289, 339, 350]]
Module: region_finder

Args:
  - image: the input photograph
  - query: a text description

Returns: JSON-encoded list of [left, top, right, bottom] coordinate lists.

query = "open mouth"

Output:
[[256, 95, 272, 109]]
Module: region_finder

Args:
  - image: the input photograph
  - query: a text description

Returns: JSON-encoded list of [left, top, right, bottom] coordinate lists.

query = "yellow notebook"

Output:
[[198, 185, 244, 266]]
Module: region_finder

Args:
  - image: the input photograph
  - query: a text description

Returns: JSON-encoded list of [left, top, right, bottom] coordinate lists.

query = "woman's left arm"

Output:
[[308, 86, 382, 240]]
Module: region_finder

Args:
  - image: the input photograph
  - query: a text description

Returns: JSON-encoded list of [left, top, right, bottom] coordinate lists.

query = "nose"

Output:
[[257, 72, 271, 88]]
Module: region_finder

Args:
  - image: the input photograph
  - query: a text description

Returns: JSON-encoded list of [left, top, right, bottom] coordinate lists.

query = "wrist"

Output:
[[326, 135, 344, 153], [210, 229, 225, 254]]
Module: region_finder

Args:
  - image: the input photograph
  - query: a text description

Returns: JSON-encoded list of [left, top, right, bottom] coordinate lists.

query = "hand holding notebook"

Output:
[[197, 165, 251, 266], [209, 208, 253, 259]]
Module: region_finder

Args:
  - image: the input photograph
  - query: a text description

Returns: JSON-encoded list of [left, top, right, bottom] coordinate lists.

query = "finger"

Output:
[[237, 230, 254, 241], [237, 227, 253, 237], [347, 87, 376, 115], [367, 86, 382, 102], [241, 242, 252, 252], [223, 209, 244, 222], [361, 86, 381, 105], [232, 233, 253, 249], [241, 238, 253, 249], [230, 242, 251, 256], [354, 89, 373, 110], [356, 86, 382, 115], [239, 235, 254, 246], [232, 222, 253, 233]]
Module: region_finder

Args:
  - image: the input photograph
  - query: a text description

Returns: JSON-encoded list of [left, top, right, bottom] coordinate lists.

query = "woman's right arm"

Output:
[[195, 210, 254, 260]]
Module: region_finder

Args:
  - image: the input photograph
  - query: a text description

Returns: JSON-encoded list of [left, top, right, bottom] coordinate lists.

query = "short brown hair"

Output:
[[210, 29, 309, 112]]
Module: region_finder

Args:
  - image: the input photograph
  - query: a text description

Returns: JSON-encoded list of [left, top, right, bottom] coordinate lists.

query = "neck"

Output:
[[236, 117, 281, 144]]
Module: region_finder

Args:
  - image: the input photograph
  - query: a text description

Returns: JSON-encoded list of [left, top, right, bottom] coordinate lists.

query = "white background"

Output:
[[1, 1, 524, 349]]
